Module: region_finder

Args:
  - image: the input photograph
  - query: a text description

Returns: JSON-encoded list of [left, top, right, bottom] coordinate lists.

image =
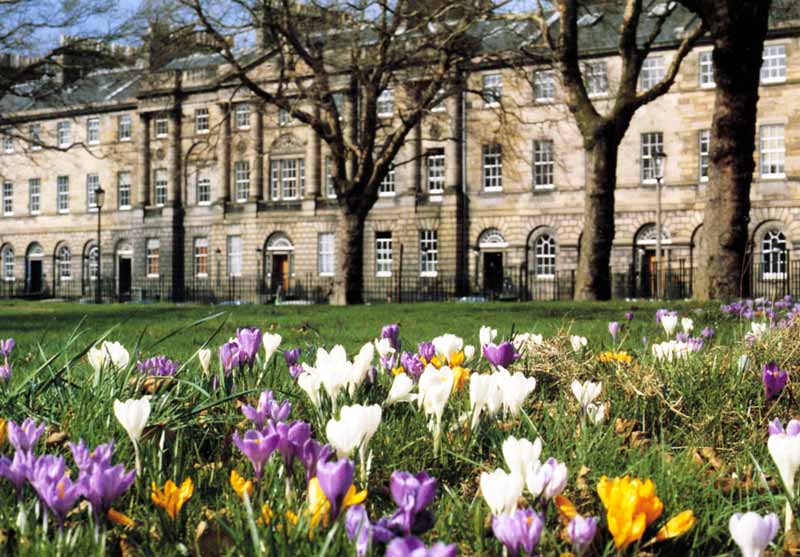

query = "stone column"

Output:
[[217, 103, 231, 203], [137, 113, 151, 207], [253, 102, 264, 200]]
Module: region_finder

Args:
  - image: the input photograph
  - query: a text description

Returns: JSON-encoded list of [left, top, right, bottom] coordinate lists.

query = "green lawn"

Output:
[[0, 299, 789, 556]]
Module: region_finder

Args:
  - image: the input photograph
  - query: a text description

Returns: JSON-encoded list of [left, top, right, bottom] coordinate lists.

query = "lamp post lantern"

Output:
[[654, 151, 667, 300], [94, 185, 106, 304]]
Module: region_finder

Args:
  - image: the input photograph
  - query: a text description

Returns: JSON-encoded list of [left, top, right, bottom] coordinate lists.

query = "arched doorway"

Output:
[[478, 228, 507, 295], [633, 223, 671, 298], [25, 243, 44, 295], [116, 241, 133, 301], [265, 232, 293, 294]]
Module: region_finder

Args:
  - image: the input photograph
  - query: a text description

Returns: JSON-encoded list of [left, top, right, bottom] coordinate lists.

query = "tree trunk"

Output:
[[575, 131, 619, 300], [697, 3, 770, 301], [332, 208, 367, 305]]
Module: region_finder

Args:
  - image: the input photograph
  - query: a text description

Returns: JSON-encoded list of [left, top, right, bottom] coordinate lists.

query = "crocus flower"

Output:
[[236, 327, 262, 368], [432, 334, 463, 363], [400, 352, 425, 381], [480, 326, 498, 347], [597, 475, 663, 550], [387, 373, 416, 405], [316, 457, 358, 518], [608, 322, 621, 342], [571, 380, 602, 410], [526, 457, 567, 500], [7, 418, 45, 454], [417, 365, 454, 455], [482, 342, 520, 370], [681, 317, 694, 334], [230, 469, 254, 499], [570, 335, 587, 353], [198, 348, 212, 376], [267, 419, 311, 469], [284, 348, 303, 378], [767, 418, 800, 529], [232, 429, 279, 480], [0, 338, 14, 357], [219, 341, 242, 374], [701, 326, 715, 340], [389, 471, 437, 535], [0, 450, 34, 498], [137, 355, 179, 377], [418, 342, 436, 363], [480, 468, 524, 516], [502, 436, 542, 483], [763, 362, 788, 401], [625, 311, 634, 322], [262, 332, 282, 368], [151, 478, 194, 520], [346, 505, 373, 557], [497, 370, 537, 417], [241, 390, 291, 429], [0, 363, 11, 383], [492, 508, 544, 557], [382, 324, 401, 352], [568, 514, 598, 556], [300, 439, 333, 482], [37, 472, 83, 531], [113, 396, 151, 476], [729, 512, 779, 557], [81, 459, 136, 526], [326, 404, 381, 481], [653, 510, 697, 543], [69, 439, 114, 472], [88, 340, 130, 373], [661, 313, 678, 336], [385, 536, 456, 557]]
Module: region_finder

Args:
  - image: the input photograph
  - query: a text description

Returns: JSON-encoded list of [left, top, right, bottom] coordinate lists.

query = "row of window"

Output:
[[480, 44, 788, 105], [1, 173, 127, 216]]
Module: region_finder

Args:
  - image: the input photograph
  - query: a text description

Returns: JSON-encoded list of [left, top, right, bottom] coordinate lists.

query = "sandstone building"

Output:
[[0, 13, 797, 302]]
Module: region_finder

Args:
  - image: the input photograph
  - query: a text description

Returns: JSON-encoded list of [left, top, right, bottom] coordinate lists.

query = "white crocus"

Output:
[[651, 340, 690, 363], [297, 368, 322, 409], [88, 341, 130, 373], [661, 313, 678, 336], [498, 371, 537, 417], [373, 338, 394, 359], [729, 512, 780, 557], [469, 373, 493, 429], [262, 333, 282, 368], [768, 429, 800, 530], [681, 317, 694, 334], [198, 348, 212, 376], [347, 342, 374, 397], [479, 326, 497, 348], [737, 355, 751, 374], [313, 345, 351, 410], [750, 322, 769, 342], [479, 468, 524, 516], [464, 345, 475, 360], [502, 436, 543, 482], [570, 335, 588, 353], [386, 373, 415, 405], [113, 397, 151, 476], [586, 402, 607, 425], [432, 334, 463, 361], [326, 404, 382, 483], [571, 380, 602, 409], [418, 364, 454, 455]]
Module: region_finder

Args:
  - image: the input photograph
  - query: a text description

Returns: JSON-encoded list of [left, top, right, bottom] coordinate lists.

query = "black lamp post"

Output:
[[94, 185, 106, 304]]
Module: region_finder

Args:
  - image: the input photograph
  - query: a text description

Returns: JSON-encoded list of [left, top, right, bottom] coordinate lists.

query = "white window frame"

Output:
[[761, 229, 787, 280], [427, 151, 445, 194], [318, 232, 335, 276], [146, 238, 160, 277], [2, 246, 13, 281], [154, 114, 169, 138], [234, 160, 251, 202], [57, 176, 69, 213], [57, 246, 72, 281], [375, 231, 393, 277], [534, 234, 556, 278], [57, 121, 71, 148], [419, 229, 438, 277], [118, 114, 132, 141], [378, 164, 396, 197], [584, 61, 608, 96], [533, 140, 554, 190], [759, 124, 785, 179], [760, 44, 786, 84], [640, 132, 664, 184], [698, 129, 710, 182], [3, 134, 12, 154], [154, 169, 168, 206], [86, 174, 100, 211], [278, 108, 292, 126], [196, 168, 211, 205], [483, 73, 502, 106], [86, 117, 100, 145], [235, 104, 251, 130], [118, 171, 132, 210], [698, 51, 715, 88], [194, 237, 209, 277], [227, 235, 242, 277], [269, 159, 305, 201], [640, 57, 665, 91], [534, 70, 556, 102], [86, 246, 99, 282], [2, 182, 12, 216], [483, 144, 503, 192], [324, 156, 337, 199], [29, 178, 41, 215], [377, 88, 395, 118], [30, 124, 41, 151], [195, 108, 209, 134]]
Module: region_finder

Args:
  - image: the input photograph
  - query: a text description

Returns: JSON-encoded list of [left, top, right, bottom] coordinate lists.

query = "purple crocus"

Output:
[[676, 332, 689, 343], [0, 363, 11, 383], [37, 472, 83, 531], [284, 348, 303, 379], [0, 450, 35, 498], [768, 418, 800, 436], [0, 338, 14, 358], [236, 327, 263, 368], [492, 509, 544, 557], [528, 457, 567, 500], [137, 355, 179, 377], [8, 418, 45, 454], [385, 536, 457, 557], [763, 361, 789, 401], [625, 311, 634, 322], [69, 439, 115, 472], [608, 321, 621, 342], [382, 324, 401, 352], [266, 420, 310, 469], [418, 342, 435, 363], [300, 439, 333, 482], [346, 505, 373, 557], [567, 514, 597, 556], [701, 326, 716, 340], [482, 342, 520, 369], [232, 429, 279, 480], [400, 352, 425, 381], [687, 337, 704, 353], [219, 341, 242, 374], [81, 460, 136, 526], [241, 390, 292, 429], [655, 308, 669, 324], [316, 457, 355, 518], [389, 471, 437, 536]]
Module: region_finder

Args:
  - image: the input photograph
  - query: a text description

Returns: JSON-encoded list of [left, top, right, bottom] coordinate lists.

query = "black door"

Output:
[[639, 250, 654, 298], [271, 254, 289, 294], [119, 258, 132, 301], [483, 252, 503, 296], [28, 260, 43, 295]]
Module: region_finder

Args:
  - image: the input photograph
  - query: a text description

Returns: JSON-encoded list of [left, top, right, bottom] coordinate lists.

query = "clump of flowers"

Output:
[[137, 355, 179, 377], [151, 478, 194, 520], [762, 362, 788, 401], [0, 338, 14, 382], [597, 351, 633, 365]]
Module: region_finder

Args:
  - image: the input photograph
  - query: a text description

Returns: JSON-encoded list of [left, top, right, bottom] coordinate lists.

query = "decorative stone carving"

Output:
[[236, 140, 248, 154], [156, 148, 166, 161], [269, 133, 306, 154]]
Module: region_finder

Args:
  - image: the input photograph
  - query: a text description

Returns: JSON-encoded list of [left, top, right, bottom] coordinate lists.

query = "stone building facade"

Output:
[[0, 18, 798, 302]]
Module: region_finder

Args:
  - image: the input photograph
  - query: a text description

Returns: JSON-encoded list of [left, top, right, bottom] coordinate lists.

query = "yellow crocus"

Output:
[[0, 418, 6, 446], [555, 495, 578, 521], [307, 477, 367, 534], [597, 475, 663, 550], [652, 510, 696, 542], [151, 478, 195, 520], [451, 366, 470, 392], [230, 469, 254, 499], [430, 356, 444, 369], [449, 351, 465, 368], [107, 508, 135, 528], [259, 504, 274, 525]]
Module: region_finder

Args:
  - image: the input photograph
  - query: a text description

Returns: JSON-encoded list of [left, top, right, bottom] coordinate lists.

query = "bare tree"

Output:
[[518, 0, 705, 300], [174, 0, 494, 304]]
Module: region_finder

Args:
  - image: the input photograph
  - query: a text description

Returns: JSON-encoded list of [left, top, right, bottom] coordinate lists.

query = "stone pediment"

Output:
[[269, 133, 306, 154]]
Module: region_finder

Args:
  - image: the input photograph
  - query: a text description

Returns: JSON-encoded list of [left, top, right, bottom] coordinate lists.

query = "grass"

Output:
[[0, 299, 792, 556]]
